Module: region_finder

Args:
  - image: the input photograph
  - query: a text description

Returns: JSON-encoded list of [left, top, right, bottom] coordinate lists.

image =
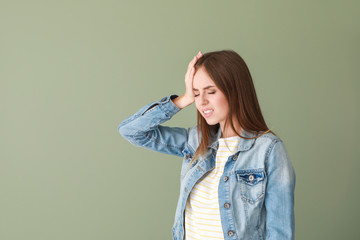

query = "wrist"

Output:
[[172, 95, 193, 109]]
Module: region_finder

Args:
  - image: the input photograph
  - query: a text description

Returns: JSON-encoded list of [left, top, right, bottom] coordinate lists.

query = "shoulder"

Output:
[[255, 132, 293, 169], [254, 131, 283, 147], [250, 131, 287, 158], [257, 131, 281, 141]]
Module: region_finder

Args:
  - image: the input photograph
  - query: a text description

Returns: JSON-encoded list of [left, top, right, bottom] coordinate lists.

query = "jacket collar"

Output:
[[209, 125, 257, 152]]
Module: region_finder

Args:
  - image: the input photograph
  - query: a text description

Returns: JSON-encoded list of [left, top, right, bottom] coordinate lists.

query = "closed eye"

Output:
[[194, 92, 215, 97]]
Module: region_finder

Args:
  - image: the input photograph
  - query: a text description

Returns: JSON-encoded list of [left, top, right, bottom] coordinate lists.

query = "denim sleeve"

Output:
[[118, 95, 189, 158], [265, 140, 296, 240]]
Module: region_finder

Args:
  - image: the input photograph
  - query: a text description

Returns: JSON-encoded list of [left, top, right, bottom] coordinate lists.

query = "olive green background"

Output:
[[1, 0, 359, 239]]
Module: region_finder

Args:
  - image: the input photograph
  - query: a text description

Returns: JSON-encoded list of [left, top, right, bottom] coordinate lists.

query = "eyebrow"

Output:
[[193, 85, 216, 91]]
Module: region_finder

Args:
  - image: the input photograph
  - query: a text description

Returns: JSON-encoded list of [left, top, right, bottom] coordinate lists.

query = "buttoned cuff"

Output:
[[158, 95, 181, 116]]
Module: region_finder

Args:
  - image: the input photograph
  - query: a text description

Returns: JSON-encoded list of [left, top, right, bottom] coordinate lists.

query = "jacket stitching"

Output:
[[264, 139, 280, 168]]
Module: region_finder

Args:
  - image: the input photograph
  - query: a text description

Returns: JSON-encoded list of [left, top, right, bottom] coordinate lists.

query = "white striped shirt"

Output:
[[184, 135, 241, 240]]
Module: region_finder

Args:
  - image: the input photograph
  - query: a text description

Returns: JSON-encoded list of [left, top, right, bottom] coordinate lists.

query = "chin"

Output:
[[205, 119, 219, 126]]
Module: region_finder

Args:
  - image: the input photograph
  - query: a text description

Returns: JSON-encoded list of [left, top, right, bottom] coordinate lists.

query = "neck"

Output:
[[220, 120, 242, 138]]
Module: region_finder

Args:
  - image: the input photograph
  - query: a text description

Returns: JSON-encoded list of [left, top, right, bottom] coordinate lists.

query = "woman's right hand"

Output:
[[185, 51, 203, 102], [173, 51, 203, 109]]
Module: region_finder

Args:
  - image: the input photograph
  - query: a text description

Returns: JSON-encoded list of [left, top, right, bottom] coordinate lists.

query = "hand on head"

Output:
[[172, 51, 203, 109], [184, 51, 203, 103]]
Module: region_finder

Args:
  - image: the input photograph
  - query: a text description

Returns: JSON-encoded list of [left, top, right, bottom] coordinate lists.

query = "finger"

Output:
[[189, 67, 195, 81], [190, 54, 199, 64], [188, 56, 197, 68], [187, 54, 201, 74], [185, 65, 193, 78], [185, 66, 194, 81]]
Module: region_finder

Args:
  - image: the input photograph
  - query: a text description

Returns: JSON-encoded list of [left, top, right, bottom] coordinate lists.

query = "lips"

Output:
[[202, 108, 214, 117], [201, 108, 214, 113]]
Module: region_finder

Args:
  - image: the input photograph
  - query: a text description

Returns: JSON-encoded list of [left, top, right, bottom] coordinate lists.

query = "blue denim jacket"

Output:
[[118, 95, 296, 240]]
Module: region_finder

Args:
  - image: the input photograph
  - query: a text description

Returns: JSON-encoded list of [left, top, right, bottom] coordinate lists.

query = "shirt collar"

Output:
[[209, 125, 257, 152]]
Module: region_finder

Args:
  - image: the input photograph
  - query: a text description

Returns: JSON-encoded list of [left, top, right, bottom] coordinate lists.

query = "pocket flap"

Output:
[[236, 169, 266, 185]]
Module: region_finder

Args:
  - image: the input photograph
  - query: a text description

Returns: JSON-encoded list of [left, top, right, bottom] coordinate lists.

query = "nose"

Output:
[[199, 94, 208, 106]]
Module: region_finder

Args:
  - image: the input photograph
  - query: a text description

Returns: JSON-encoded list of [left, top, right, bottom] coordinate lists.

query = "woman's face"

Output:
[[193, 67, 229, 131]]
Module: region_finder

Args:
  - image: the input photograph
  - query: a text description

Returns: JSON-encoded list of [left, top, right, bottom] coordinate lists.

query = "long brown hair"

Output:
[[190, 49, 276, 164]]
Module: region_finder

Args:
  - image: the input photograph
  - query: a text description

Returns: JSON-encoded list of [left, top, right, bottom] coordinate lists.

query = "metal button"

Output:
[[160, 97, 167, 102], [223, 176, 229, 182], [248, 174, 255, 182], [232, 154, 238, 161], [185, 154, 191, 160], [224, 203, 231, 209], [228, 230, 235, 236]]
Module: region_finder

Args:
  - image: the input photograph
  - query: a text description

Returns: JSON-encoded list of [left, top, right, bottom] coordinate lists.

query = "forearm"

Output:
[[117, 95, 189, 157], [118, 95, 180, 137]]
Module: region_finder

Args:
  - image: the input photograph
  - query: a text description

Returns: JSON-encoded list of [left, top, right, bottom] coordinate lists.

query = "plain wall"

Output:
[[1, 0, 359, 239]]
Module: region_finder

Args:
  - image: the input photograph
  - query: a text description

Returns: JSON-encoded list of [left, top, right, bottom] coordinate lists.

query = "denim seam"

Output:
[[265, 139, 280, 167], [117, 113, 139, 130], [244, 199, 250, 237], [235, 168, 265, 174], [158, 104, 170, 118]]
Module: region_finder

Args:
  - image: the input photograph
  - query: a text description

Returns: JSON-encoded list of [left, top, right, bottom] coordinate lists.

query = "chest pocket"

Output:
[[236, 169, 266, 205]]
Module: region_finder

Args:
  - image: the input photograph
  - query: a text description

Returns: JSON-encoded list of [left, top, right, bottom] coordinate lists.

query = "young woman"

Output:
[[118, 50, 296, 240]]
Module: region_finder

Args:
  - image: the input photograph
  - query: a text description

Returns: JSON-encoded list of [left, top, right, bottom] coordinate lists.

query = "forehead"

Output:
[[193, 67, 216, 89]]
